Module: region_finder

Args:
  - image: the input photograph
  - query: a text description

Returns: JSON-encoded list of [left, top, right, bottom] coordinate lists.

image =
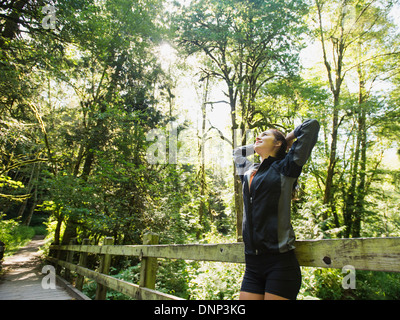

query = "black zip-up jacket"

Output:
[[233, 119, 320, 255]]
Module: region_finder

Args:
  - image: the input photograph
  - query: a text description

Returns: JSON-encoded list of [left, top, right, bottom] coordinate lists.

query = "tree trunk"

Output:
[[81, 103, 108, 180], [0, 0, 30, 48], [197, 77, 210, 239], [17, 163, 36, 217], [227, 80, 244, 242], [23, 164, 41, 226], [353, 107, 366, 237], [343, 109, 362, 238], [53, 214, 63, 245], [323, 97, 339, 208], [349, 38, 368, 238], [317, 0, 345, 223]]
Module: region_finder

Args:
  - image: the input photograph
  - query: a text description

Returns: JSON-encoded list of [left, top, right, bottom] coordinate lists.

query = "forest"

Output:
[[1, 0, 400, 300]]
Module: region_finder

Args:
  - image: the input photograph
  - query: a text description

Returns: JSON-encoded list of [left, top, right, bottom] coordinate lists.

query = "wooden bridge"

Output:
[[43, 233, 400, 300], [0, 236, 88, 300]]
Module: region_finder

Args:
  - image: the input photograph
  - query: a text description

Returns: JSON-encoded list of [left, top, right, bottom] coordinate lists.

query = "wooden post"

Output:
[[55, 245, 62, 275], [49, 242, 61, 274], [65, 238, 76, 282], [75, 238, 89, 291], [95, 237, 114, 300], [139, 233, 159, 290]]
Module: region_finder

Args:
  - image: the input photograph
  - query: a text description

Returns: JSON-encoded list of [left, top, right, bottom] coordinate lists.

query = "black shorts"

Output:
[[240, 250, 302, 300]]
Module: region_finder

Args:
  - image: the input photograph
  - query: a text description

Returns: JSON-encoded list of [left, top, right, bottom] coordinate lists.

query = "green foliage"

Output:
[[186, 261, 244, 300], [156, 259, 191, 299], [0, 214, 19, 246], [1, 0, 400, 301], [0, 214, 35, 256], [183, 231, 244, 300], [104, 263, 142, 300], [355, 271, 400, 300], [299, 267, 400, 300], [301, 268, 346, 300]]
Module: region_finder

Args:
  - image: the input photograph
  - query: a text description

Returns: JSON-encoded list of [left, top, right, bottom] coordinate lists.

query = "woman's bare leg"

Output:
[[239, 291, 264, 300], [264, 292, 288, 300]]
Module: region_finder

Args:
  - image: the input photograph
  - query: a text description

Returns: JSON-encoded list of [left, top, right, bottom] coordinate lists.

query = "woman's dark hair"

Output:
[[270, 129, 287, 160], [270, 128, 299, 200]]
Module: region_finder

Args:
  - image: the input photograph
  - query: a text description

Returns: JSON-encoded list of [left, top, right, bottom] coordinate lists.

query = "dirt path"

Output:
[[0, 235, 74, 300]]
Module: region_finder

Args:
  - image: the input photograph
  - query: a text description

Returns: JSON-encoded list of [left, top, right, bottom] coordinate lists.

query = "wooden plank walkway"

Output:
[[0, 235, 75, 300]]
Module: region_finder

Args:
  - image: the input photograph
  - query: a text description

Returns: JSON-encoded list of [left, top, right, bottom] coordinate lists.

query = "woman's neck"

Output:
[[260, 152, 277, 162]]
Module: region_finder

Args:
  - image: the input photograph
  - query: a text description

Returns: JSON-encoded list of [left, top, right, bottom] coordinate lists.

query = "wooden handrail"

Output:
[[47, 236, 400, 300], [46, 257, 181, 300], [50, 237, 400, 271]]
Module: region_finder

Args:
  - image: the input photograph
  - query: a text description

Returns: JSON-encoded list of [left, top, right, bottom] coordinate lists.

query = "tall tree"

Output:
[[342, 1, 399, 237], [174, 0, 308, 240], [52, 0, 165, 244], [312, 0, 399, 226]]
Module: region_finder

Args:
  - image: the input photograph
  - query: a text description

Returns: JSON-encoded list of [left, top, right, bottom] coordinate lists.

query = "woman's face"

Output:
[[254, 130, 282, 158]]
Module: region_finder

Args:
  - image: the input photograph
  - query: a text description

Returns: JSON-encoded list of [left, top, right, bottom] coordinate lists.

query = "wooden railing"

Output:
[[47, 234, 400, 300], [0, 243, 4, 270]]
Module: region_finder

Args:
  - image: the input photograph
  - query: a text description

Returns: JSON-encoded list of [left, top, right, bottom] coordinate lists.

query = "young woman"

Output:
[[233, 119, 320, 300]]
